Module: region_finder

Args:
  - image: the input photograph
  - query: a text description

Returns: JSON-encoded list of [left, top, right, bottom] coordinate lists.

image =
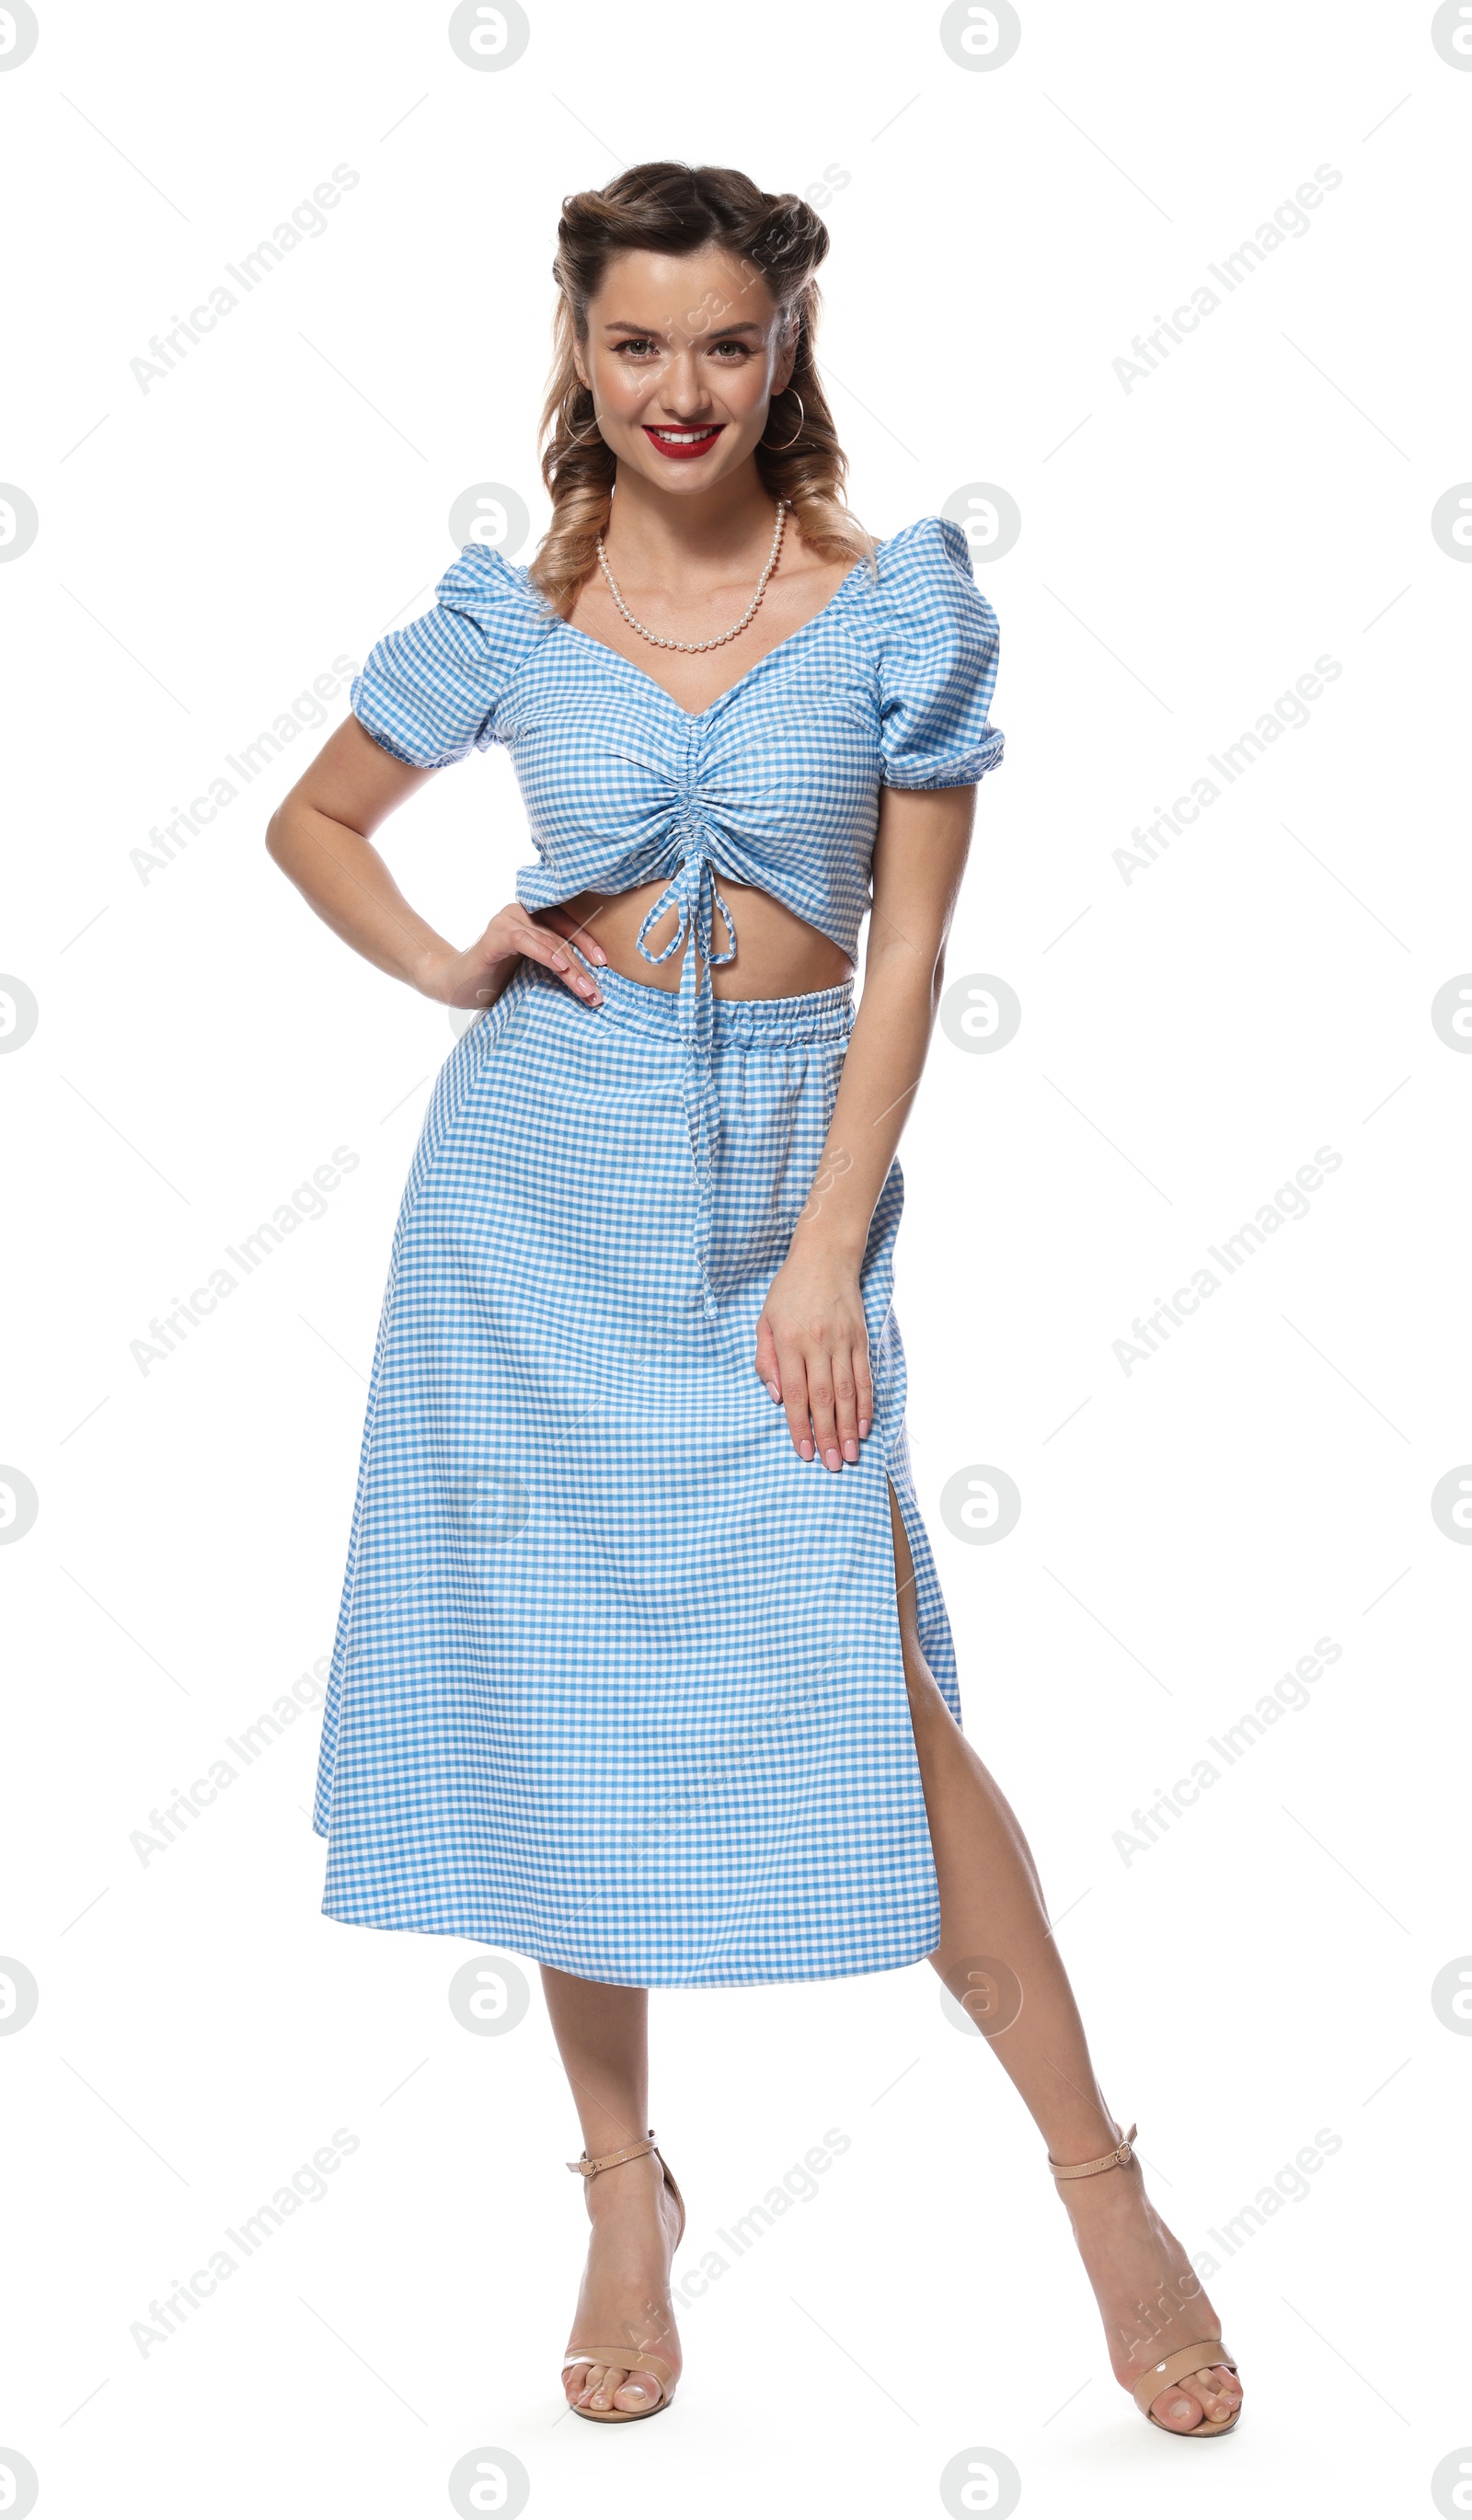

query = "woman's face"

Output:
[[571, 246, 797, 497]]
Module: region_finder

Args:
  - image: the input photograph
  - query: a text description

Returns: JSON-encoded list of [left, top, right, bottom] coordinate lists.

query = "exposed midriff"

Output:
[[534, 878, 854, 999]]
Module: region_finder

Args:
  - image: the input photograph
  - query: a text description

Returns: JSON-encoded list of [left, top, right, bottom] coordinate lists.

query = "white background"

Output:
[[3, 2, 1469, 2513]]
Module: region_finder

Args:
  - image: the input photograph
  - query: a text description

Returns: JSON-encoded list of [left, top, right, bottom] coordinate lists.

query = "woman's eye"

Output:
[[610, 336, 752, 361]]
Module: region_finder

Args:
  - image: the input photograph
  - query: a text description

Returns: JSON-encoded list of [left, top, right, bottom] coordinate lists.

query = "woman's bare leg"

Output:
[[887, 1483, 1244, 2435], [539, 1966, 683, 2415]]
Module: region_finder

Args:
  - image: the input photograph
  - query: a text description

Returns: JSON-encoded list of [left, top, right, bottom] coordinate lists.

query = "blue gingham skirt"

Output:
[[312, 956, 961, 1987]]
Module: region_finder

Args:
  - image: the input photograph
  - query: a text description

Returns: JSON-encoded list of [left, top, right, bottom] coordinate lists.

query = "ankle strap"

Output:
[[567, 2128, 661, 2181], [1049, 2120, 1138, 2178]]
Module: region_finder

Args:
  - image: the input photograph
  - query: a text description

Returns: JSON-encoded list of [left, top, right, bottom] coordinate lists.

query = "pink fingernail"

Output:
[[765, 1380, 781, 1403], [857, 1418, 870, 1438], [799, 1440, 813, 1460], [843, 1438, 857, 1461]]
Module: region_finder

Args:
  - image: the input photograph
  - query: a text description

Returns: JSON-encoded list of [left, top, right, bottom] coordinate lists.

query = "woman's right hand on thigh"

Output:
[[420, 902, 604, 1012]]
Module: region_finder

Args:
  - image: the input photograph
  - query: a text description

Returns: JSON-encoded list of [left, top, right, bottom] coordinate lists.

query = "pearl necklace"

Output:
[[594, 499, 788, 652]]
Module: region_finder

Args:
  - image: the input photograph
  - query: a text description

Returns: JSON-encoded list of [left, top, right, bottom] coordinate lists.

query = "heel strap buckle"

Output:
[[566, 2129, 660, 2181], [1049, 2120, 1138, 2179]]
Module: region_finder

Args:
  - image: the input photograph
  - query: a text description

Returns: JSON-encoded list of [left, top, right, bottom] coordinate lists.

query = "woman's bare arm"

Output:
[[753, 781, 976, 1467], [265, 716, 604, 1012]]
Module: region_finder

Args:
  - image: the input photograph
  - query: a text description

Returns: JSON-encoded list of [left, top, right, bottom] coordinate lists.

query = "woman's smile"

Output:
[[641, 421, 726, 459]]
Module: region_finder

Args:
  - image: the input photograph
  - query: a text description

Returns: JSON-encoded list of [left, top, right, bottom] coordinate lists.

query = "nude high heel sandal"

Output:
[[561, 2130, 686, 2423], [1048, 2121, 1243, 2438]]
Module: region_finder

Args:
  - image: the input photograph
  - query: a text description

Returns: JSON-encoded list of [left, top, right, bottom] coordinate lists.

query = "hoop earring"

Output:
[[562, 393, 604, 448], [759, 389, 804, 452]]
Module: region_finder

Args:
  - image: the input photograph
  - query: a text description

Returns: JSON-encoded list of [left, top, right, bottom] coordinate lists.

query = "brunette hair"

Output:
[[528, 160, 877, 617]]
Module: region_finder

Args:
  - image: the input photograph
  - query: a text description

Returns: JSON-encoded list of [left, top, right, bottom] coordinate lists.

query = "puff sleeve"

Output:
[[877, 517, 1005, 790], [351, 544, 546, 769]]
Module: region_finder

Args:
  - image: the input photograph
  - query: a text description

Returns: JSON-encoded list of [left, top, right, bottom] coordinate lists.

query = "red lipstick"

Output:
[[641, 423, 725, 462]]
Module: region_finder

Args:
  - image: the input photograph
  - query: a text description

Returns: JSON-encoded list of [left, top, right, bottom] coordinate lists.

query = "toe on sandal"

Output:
[[1048, 2120, 1243, 2439], [1131, 2341, 1241, 2437], [560, 2345, 676, 2423], [562, 2128, 684, 2423]]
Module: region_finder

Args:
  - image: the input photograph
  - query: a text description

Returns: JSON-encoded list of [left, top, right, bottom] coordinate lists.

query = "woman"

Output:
[[268, 161, 1244, 2441]]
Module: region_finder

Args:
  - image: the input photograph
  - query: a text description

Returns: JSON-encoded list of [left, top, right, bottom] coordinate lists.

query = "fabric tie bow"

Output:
[[634, 832, 739, 1323]]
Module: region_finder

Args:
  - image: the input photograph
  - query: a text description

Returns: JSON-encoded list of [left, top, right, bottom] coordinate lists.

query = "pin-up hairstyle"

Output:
[[529, 159, 877, 615]]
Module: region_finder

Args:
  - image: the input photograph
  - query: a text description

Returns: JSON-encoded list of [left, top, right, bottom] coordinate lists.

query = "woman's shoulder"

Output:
[[869, 513, 986, 600], [865, 515, 1005, 786], [350, 542, 557, 769], [861, 518, 1000, 671], [434, 539, 558, 629]]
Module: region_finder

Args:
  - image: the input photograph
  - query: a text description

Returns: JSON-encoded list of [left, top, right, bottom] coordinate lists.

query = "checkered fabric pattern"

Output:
[[351, 515, 1002, 1321], [314, 518, 1004, 1986]]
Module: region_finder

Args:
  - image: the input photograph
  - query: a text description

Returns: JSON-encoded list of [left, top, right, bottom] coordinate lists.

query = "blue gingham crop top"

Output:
[[351, 512, 1005, 1316]]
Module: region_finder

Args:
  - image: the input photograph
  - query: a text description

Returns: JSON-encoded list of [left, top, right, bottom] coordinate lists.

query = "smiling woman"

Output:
[[519, 201, 889, 996], [265, 156, 1243, 2446]]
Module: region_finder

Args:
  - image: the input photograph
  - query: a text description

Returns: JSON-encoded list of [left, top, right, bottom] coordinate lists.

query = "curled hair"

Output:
[[530, 160, 877, 617]]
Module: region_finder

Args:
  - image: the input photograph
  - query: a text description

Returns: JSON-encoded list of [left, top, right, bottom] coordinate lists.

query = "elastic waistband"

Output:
[[520, 953, 855, 1048]]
